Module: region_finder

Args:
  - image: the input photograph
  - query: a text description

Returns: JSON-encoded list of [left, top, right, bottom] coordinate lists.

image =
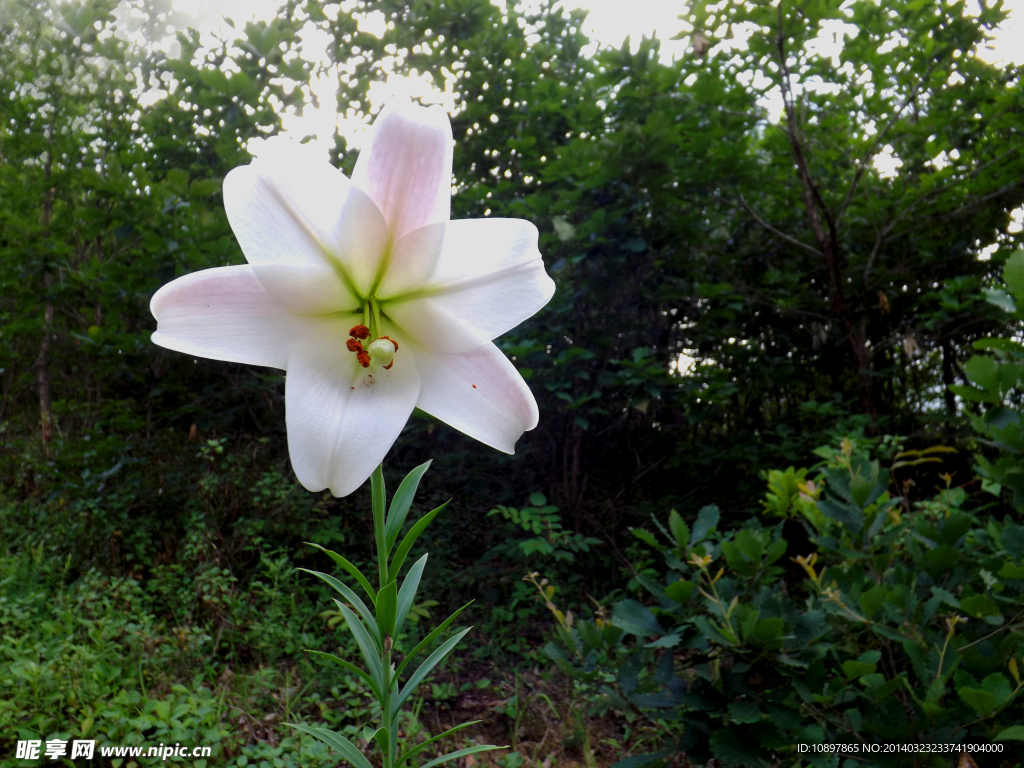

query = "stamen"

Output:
[[349, 325, 370, 340], [356, 350, 371, 368], [346, 338, 363, 352]]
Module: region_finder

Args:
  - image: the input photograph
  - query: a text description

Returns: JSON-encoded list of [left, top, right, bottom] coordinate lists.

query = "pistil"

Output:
[[347, 302, 398, 371]]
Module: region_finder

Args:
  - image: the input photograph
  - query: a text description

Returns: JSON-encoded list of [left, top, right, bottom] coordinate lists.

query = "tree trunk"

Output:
[[36, 273, 54, 453], [775, 14, 875, 418], [37, 147, 55, 454], [942, 337, 957, 416]]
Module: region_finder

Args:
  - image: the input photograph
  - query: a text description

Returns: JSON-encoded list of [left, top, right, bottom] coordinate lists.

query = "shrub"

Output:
[[542, 438, 1024, 767]]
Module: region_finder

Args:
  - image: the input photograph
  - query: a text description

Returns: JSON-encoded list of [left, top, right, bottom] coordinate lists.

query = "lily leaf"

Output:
[[305, 543, 377, 603], [389, 500, 450, 581], [395, 721, 480, 767], [376, 579, 398, 640], [419, 745, 505, 768], [305, 650, 381, 700], [393, 627, 472, 713], [335, 602, 384, 693], [386, 461, 432, 551], [299, 568, 380, 649], [395, 553, 428, 636], [396, 601, 474, 677], [287, 724, 372, 768]]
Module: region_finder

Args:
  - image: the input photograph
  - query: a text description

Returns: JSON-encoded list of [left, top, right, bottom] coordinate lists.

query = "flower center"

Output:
[[347, 299, 399, 372], [366, 338, 397, 373]]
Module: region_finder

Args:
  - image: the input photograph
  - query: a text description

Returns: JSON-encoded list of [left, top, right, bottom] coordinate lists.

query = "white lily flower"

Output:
[[150, 102, 555, 496]]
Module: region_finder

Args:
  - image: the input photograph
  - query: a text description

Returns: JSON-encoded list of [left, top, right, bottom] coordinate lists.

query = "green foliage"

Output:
[[489, 494, 602, 561], [544, 441, 1024, 766], [299, 463, 502, 768], [956, 250, 1024, 509], [0, 542, 339, 768]]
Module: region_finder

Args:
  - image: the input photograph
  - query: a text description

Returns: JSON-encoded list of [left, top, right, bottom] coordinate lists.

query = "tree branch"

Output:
[[738, 195, 822, 255], [864, 146, 1024, 281], [836, 53, 949, 226], [885, 180, 1023, 246]]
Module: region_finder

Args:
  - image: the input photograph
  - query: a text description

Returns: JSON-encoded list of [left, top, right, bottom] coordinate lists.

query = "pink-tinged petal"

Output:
[[249, 264, 358, 315], [412, 340, 538, 454], [223, 139, 388, 299], [352, 101, 453, 243], [285, 321, 420, 496], [383, 218, 555, 353], [150, 265, 311, 369]]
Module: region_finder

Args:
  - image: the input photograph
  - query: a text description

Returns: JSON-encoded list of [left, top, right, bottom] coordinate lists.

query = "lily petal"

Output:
[[352, 101, 453, 243], [285, 321, 421, 496], [376, 222, 446, 298], [223, 140, 388, 300], [250, 264, 359, 315], [413, 340, 539, 454], [384, 218, 555, 353], [151, 265, 309, 369]]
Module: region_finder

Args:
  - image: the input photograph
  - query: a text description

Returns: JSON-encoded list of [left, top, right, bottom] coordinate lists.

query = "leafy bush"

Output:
[[489, 494, 602, 561], [542, 438, 1024, 766], [0, 523, 347, 768], [954, 249, 1024, 511]]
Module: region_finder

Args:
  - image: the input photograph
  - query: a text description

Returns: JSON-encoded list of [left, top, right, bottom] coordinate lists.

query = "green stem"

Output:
[[382, 647, 393, 768], [371, 463, 393, 767]]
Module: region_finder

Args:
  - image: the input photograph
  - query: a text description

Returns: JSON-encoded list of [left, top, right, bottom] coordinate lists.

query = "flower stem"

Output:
[[371, 464, 394, 767]]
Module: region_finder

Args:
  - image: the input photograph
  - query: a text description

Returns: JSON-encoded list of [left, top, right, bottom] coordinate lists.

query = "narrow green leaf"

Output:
[[386, 461, 432, 551], [287, 724, 373, 768], [394, 627, 472, 711], [419, 745, 505, 768], [361, 726, 390, 755], [336, 602, 384, 693], [389, 500, 450, 582], [305, 650, 381, 700], [376, 579, 398, 640], [395, 553, 428, 636], [395, 721, 480, 767], [305, 543, 377, 603], [668, 509, 689, 549], [371, 464, 388, 588], [396, 601, 474, 678], [299, 568, 381, 649], [631, 528, 659, 548]]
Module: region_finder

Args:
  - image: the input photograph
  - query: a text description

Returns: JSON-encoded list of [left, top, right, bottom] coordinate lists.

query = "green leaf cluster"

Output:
[[545, 442, 1024, 766]]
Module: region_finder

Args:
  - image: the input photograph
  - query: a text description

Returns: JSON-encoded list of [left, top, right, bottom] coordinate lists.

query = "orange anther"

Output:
[[349, 324, 370, 340], [346, 338, 363, 352], [356, 351, 370, 368]]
